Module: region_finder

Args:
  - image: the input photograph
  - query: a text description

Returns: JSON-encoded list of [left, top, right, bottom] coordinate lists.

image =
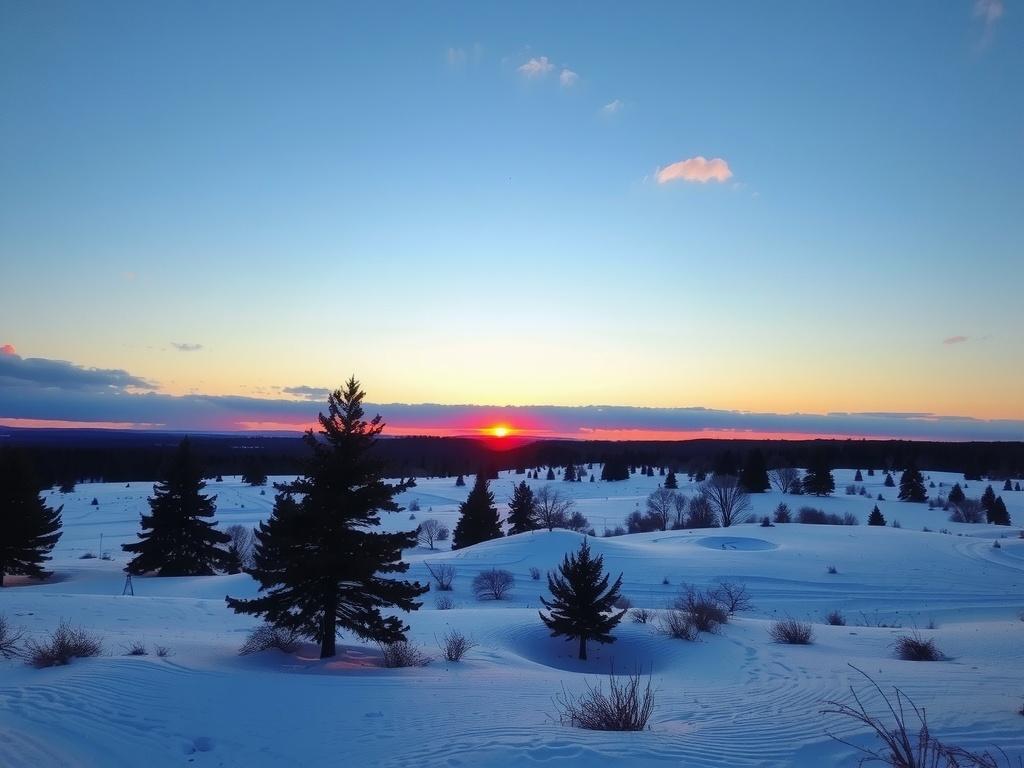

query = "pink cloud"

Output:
[[943, 335, 969, 345], [0, 344, 15, 356], [656, 156, 733, 184]]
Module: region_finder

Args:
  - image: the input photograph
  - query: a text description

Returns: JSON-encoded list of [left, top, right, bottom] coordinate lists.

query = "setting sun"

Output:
[[491, 425, 510, 438]]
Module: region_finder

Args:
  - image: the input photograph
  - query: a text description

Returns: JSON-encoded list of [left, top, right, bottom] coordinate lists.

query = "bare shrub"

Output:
[[378, 640, 430, 668], [416, 519, 448, 550], [0, 615, 25, 659], [155, 645, 172, 658], [949, 499, 985, 524], [472, 569, 514, 600], [554, 669, 654, 731], [437, 630, 476, 662], [893, 631, 943, 661], [827, 565, 838, 574], [434, 594, 455, 610], [674, 586, 728, 632], [659, 609, 699, 640], [224, 524, 255, 569], [700, 475, 752, 527], [529, 566, 541, 581], [825, 610, 846, 626], [238, 624, 300, 656], [686, 495, 718, 528], [123, 641, 148, 656], [425, 562, 455, 591], [631, 608, 653, 624], [710, 581, 752, 615], [823, 665, 1012, 767], [534, 485, 576, 531], [769, 618, 814, 644], [769, 467, 801, 494], [25, 621, 104, 668]]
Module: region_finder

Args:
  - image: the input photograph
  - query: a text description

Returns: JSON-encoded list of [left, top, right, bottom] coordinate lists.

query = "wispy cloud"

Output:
[[601, 99, 624, 115], [518, 56, 554, 78], [171, 342, 203, 352], [974, 0, 1004, 46], [656, 156, 733, 184], [446, 47, 466, 67], [943, 335, 970, 345], [559, 68, 578, 87], [281, 385, 332, 401]]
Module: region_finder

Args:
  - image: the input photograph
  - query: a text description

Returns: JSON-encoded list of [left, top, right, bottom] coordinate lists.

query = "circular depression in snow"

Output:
[[696, 536, 777, 552]]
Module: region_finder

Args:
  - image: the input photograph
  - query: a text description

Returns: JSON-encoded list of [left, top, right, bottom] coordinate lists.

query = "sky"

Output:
[[1, 1, 1022, 441]]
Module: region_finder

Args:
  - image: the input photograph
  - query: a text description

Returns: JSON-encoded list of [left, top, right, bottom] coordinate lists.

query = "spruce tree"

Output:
[[507, 481, 537, 535], [226, 379, 426, 658], [539, 539, 626, 660], [546, 467, 556, 481], [123, 438, 231, 576], [948, 483, 966, 505], [600, 459, 629, 482], [241, 459, 268, 486], [664, 469, 678, 490], [1003, 479, 1013, 492], [867, 505, 886, 526], [739, 450, 770, 493], [802, 454, 835, 496], [981, 485, 997, 518], [854, 469, 863, 482], [564, 463, 577, 482], [898, 466, 927, 503], [452, 473, 503, 549], [988, 496, 1010, 526], [455, 474, 465, 487], [0, 450, 62, 587], [883, 473, 895, 488]]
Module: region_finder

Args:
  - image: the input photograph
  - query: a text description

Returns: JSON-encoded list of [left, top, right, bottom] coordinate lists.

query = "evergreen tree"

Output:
[[854, 469, 863, 482], [0, 450, 63, 587], [123, 438, 231, 576], [883, 473, 895, 488], [714, 450, 739, 477], [564, 463, 577, 482], [664, 469, 678, 490], [981, 485, 997, 518], [1003, 479, 1013, 492], [452, 473, 503, 549], [241, 459, 268, 486], [739, 450, 770, 493], [948, 483, 966, 505], [226, 379, 426, 658], [507, 481, 537, 535], [801, 454, 835, 496], [867, 505, 886, 526], [455, 474, 465, 487], [659, 466, 666, 476], [539, 539, 626, 661], [898, 466, 928, 503], [600, 459, 630, 482], [988, 495, 1010, 526], [1016, 482, 1021, 492], [867, 468, 875, 476], [546, 467, 556, 481]]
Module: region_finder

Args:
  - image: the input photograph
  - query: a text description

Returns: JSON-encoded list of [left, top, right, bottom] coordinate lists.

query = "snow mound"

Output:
[[695, 536, 777, 551]]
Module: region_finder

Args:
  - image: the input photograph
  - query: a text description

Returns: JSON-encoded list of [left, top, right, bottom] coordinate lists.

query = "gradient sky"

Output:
[[1, 2, 1022, 439]]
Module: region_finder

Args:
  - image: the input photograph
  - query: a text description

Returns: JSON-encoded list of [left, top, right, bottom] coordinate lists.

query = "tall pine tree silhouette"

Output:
[[0, 450, 62, 587], [739, 449, 770, 493], [664, 469, 679, 489], [898, 466, 927, 502], [226, 378, 427, 658], [539, 538, 626, 660], [801, 454, 835, 496], [452, 473, 503, 549], [507, 481, 537, 535], [123, 438, 230, 576]]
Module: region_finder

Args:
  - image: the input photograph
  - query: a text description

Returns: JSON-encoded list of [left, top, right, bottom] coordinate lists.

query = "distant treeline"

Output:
[[2, 427, 1023, 487]]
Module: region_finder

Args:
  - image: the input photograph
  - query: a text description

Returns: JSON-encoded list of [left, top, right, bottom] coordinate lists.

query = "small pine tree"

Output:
[[225, 379, 426, 658], [988, 496, 1010, 526], [802, 454, 835, 496], [664, 470, 678, 490], [546, 467, 556, 481], [854, 469, 863, 482], [0, 450, 63, 587], [452, 473, 503, 549], [123, 438, 231, 576], [1016, 482, 1021, 492], [948, 483, 965, 505], [883, 473, 895, 488], [867, 505, 886, 526], [1003, 479, 1013, 492], [739, 449, 770, 493], [539, 539, 626, 660], [455, 474, 466, 487], [564, 463, 577, 482], [659, 466, 666, 476], [867, 468, 875, 476], [981, 485, 997, 517], [898, 466, 927, 503], [507, 481, 537, 535]]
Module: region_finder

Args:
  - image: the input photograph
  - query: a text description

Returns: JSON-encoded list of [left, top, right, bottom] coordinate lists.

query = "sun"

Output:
[[491, 425, 510, 438]]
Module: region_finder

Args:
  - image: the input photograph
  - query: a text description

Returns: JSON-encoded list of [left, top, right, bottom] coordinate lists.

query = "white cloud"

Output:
[[656, 156, 733, 184], [601, 99, 624, 115], [518, 56, 554, 78], [559, 68, 578, 87], [446, 47, 467, 67], [974, 0, 1003, 24]]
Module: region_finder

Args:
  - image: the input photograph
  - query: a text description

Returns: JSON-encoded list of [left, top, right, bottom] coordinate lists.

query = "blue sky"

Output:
[[1, 2, 1021, 438]]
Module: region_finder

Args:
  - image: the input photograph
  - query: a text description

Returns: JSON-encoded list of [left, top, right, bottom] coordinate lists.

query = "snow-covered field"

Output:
[[2, 468, 1023, 767]]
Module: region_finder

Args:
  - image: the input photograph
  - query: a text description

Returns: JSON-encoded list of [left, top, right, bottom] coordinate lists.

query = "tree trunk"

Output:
[[578, 635, 587, 660], [321, 599, 337, 658]]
